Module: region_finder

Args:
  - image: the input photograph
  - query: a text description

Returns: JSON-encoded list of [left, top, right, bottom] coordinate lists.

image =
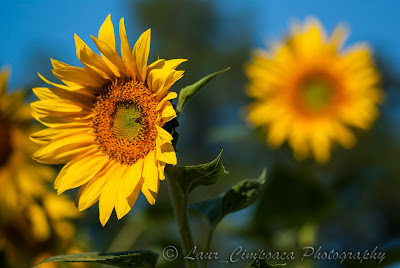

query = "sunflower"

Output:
[[31, 15, 184, 226], [245, 17, 382, 163]]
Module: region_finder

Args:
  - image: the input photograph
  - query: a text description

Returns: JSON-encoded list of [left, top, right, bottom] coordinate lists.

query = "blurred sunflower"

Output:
[[0, 68, 55, 234], [0, 69, 81, 267], [246, 17, 382, 163], [31, 15, 185, 226]]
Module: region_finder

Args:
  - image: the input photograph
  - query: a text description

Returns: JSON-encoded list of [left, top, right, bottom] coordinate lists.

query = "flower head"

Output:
[[31, 15, 185, 225], [245, 17, 382, 163]]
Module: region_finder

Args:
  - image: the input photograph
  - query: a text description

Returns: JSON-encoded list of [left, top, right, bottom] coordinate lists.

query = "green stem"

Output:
[[167, 172, 198, 268], [202, 226, 215, 268]]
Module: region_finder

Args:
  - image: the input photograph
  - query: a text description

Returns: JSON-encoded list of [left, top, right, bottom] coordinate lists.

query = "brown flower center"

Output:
[[300, 78, 333, 111], [93, 79, 158, 165], [293, 69, 343, 116]]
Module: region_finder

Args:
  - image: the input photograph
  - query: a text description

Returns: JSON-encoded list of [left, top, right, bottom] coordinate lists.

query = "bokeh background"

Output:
[[1, 0, 400, 267]]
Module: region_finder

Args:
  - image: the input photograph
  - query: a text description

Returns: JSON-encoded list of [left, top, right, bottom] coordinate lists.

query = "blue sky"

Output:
[[1, 0, 399, 89]]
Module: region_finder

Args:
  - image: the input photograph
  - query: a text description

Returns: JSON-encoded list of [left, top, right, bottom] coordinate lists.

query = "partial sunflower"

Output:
[[0, 69, 81, 268], [31, 15, 184, 226], [245, 17, 382, 163], [0, 68, 55, 228]]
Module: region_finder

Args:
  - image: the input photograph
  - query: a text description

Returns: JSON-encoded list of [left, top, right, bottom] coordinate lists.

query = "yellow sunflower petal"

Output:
[[310, 128, 331, 163], [158, 161, 166, 181], [288, 122, 309, 160], [33, 133, 95, 164], [31, 99, 92, 115], [32, 111, 92, 128], [332, 122, 356, 149], [127, 181, 142, 208], [121, 158, 144, 198], [76, 163, 115, 212], [148, 68, 175, 94], [99, 162, 128, 226], [142, 150, 159, 193], [157, 70, 184, 100], [115, 178, 143, 220], [147, 59, 166, 74], [33, 87, 95, 106], [91, 36, 127, 77], [99, 14, 116, 52], [96, 14, 125, 77], [74, 33, 114, 79], [119, 17, 134, 76], [55, 153, 110, 194], [115, 178, 142, 220], [330, 24, 348, 50], [52, 66, 103, 88], [163, 59, 187, 70], [132, 29, 151, 82], [155, 125, 173, 143], [293, 17, 326, 56], [157, 102, 176, 125], [141, 182, 158, 205], [38, 72, 82, 91], [115, 193, 131, 220], [156, 91, 178, 111], [266, 115, 292, 148], [30, 125, 92, 145], [156, 138, 177, 165], [51, 58, 71, 69]]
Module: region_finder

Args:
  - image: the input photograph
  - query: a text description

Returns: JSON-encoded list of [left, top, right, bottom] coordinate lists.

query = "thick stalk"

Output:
[[167, 174, 198, 268]]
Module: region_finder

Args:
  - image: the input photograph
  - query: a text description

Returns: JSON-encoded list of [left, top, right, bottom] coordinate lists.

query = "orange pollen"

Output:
[[92, 79, 158, 165]]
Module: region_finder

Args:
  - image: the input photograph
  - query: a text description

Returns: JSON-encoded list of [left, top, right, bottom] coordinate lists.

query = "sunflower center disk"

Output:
[[93, 79, 158, 165], [300, 79, 333, 111], [113, 103, 143, 140]]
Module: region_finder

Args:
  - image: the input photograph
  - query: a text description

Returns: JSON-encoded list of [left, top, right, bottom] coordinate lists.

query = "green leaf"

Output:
[[177, 67, 230, 114], [165, 150, 228, 195], [33, 250, 158, 268], [246, 257, 286, 268], [190, 169, 267, 227]]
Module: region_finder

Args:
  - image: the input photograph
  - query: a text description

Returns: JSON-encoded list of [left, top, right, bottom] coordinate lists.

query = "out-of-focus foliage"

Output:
[[126, 1, 400, 268], [34, 250, 159, 268]]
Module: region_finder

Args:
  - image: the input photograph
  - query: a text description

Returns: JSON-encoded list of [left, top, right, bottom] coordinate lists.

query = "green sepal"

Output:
[[33, 250, 159, 268], [165, 150, 228, 195], [177, 67, 230, 115]]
